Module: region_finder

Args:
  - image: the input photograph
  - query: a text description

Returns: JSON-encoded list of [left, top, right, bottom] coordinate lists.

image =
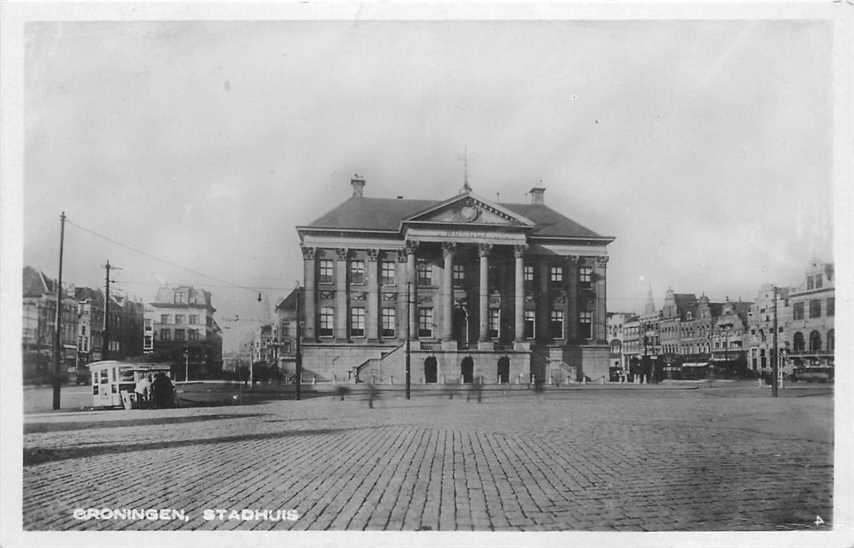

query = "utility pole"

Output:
[[295, 282, 302, 401], [184, 347, 190, 382], [772, 285, 779, 397], [52, 211, 66, 410], [405, 281, 412, 400], [102, 260, 120, 360]]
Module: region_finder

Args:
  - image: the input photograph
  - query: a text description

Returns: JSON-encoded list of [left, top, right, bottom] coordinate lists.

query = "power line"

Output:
[[66, 219, 277, 295]]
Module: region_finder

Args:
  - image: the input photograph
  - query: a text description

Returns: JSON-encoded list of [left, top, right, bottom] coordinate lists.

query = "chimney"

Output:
[[351, 173, 366, 198], [529, 186, 545, 205]]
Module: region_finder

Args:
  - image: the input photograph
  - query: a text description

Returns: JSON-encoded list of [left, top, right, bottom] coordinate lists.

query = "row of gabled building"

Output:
[[22, 266, 144, 382], [22, 265, 224, 383], [607, 260, 835, 380]]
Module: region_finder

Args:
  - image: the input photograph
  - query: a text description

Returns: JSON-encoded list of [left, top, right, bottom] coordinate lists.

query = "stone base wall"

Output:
[[302, 343, 610, 384], [564, 344, 610, 382], [302, 344, 531, 384], [301, 343, 397, 382]]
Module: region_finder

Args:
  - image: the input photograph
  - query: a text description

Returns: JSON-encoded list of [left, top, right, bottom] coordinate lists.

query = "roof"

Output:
[[302, 195, 609, 240], [673, 293, 698, 319], [151, 286, 214, 308], [275, 287, 303, 312], [23, 266, 53, 297], [307, 197, 436, 232]]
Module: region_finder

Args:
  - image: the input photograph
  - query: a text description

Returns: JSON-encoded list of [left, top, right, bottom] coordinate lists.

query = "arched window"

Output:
[[809, 330, 822, 352], [793, 332, 805, 352], [826, 330, 834, 353]]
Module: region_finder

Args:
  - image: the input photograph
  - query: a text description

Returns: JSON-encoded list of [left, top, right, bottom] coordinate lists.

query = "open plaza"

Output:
[[22, 381, 833, 532]]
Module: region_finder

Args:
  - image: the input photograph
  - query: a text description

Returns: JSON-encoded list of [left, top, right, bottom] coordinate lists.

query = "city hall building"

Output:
[[296, 176, 615, 385]]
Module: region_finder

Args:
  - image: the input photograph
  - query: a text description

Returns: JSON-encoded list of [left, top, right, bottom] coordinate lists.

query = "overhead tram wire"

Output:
[[65, 219, 288, 296], [65, 221, 754, 305]]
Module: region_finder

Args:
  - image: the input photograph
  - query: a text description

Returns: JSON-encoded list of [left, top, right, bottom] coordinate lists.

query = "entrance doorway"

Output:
[[424, 356, 438, 384], [497, 356, 510, 384], [461, 356, 474, 384]]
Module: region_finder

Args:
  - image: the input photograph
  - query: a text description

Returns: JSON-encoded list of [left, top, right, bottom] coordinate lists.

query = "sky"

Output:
[[21, 20, 833, 352]]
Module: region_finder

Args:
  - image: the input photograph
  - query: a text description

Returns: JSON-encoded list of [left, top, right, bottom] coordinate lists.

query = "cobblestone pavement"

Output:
[[22, 384, 833, 531]]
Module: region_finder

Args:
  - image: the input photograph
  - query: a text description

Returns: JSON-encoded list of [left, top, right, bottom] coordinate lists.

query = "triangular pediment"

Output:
[[402, 192, 535, 227]]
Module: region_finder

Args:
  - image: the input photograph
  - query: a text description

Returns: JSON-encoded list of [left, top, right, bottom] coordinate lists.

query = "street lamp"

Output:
[[184, 347, 189, 382], [405, 281, 412, 400], [295, 281, 302, 401]]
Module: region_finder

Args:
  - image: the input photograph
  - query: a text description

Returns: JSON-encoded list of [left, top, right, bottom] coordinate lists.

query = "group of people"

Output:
[[134, 373, 175, 409]]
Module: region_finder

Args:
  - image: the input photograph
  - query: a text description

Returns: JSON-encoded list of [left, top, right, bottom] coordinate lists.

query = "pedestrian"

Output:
[[151, 373, 175, 409], [534, 377, 545, 400], [367, 382, 379, 408], [149, 374, 161, 408], [134, 374, 151, 409]]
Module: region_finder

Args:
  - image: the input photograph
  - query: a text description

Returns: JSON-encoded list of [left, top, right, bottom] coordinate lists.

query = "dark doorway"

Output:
[[461, 356, 474, 384], [424, 356, 438, 384], [497, 356, 510, 384], [453, 307, 468, 347]]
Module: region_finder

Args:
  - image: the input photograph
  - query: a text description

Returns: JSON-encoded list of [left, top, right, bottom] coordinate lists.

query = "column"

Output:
[[594, 256, 608, 342], [567, 255, 579, 341], [537, 257, 550, 340], [514, 245, 525, 342], [406, 241, 418, 339], [335, 248, 348, 341], [301, 246, 316, 341], [478, 243, 492, 343], [396, 251, 408, 341], [441, 242, 456, 341], [367, 249, 379, 341]]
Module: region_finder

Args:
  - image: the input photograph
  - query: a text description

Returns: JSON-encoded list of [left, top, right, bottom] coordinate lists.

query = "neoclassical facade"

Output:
[[295, 176, 615, 385]]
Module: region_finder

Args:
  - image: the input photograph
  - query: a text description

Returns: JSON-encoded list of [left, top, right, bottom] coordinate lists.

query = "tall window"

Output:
[[350, 307, 365, 337], [793, 332, 805, 352], [524, 310, 535, 339], [814, 275, 823, 289], [175, 314, 185, 325], [550, 265, 563, 284], [807, 276, 815, 290], [319, 260, 334, 284], [319, 307, 334, 337], [417, 261, 432, 286], [550, 310, 565, 339], [189, 315, 198, 325], [382, 308, 396, 337], [160, 328, 171, 341], [381, 261, 396, 285], [578, 311, 592, 339], [144, 319, 151, 329], [453, 263, 465, 284], [350, 260, 366, 285], [827, 298, 834, 317], [418, 308, 433, 338], [809, 299, 821, 318], [174, 292, 186, 304], [579, 266, 593, 286], [793, 302, 804, 320], [523, 264, 534, 282], [188, 330, 199, 341], [809, 330, 822, 352], [488, 309, 500, 339], [174, 329, 185, 341], [160, 314, 170, 325]]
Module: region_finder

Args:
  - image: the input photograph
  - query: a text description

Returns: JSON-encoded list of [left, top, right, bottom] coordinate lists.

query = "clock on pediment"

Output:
[[459, 204, 480, 222]]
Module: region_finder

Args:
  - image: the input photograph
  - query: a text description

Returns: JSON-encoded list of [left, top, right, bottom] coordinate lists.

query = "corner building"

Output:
[[296, 177, 615, 385]]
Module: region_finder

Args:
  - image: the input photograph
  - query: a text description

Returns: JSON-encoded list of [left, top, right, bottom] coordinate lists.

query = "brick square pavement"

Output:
[[21, 384, 833, 531]]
